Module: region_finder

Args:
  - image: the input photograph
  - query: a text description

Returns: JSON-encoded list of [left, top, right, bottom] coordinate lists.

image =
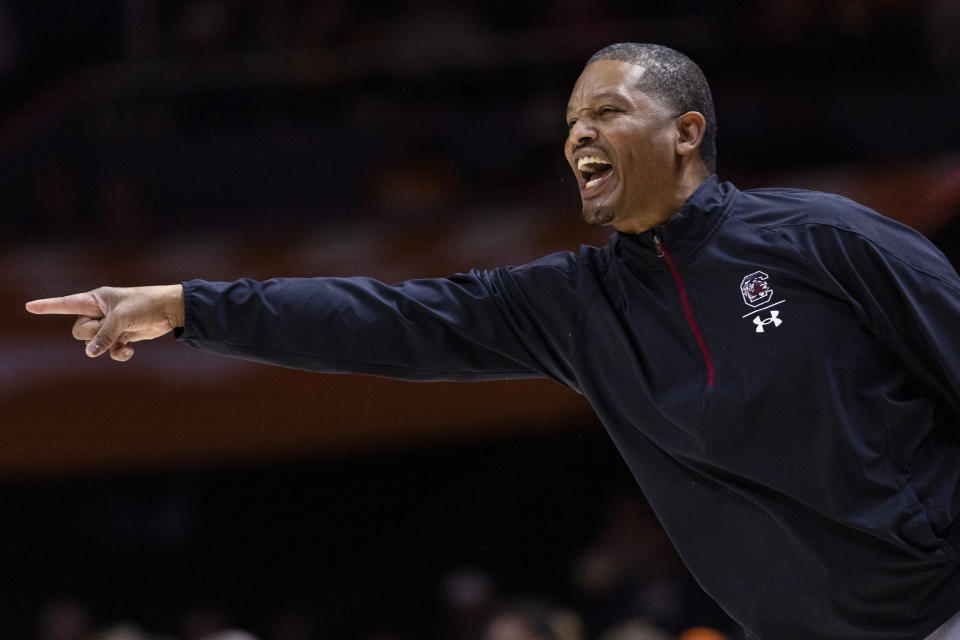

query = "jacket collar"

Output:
[[612, 174, 739, 268]]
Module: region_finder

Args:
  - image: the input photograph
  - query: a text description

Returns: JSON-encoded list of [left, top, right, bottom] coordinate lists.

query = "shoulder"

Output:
[[732, 186, 956, 282], [734, 186, 889, 233]]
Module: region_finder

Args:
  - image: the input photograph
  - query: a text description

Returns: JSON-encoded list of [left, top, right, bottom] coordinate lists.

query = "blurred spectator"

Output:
[[269, 607, 323, 640], [571, 493, 686, 631], [88, 623, 154, 640], [570, 492, 737, 634], [677, 627, 730, 640], [199, 631, 259, 640], [181, 606, 229, 640], [436, 567, 496, 640], [596, 619, 672, 640], [482, 600, 583, 640], [35, 598, 92, 640]]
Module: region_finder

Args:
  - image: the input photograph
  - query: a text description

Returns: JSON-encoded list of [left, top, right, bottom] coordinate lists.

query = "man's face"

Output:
[[564, 59, 681, 232]]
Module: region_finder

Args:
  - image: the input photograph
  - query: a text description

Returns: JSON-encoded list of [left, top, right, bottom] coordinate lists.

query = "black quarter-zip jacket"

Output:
[[178, 175, 960, 639]]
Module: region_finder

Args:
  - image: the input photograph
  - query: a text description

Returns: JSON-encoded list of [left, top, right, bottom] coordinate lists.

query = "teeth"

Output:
[[586, 176, 602, 188], [577, 156, 610, 171]]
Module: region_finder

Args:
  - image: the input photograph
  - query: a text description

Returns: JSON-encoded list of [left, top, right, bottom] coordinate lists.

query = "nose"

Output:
[[568, 118, 597, 147]]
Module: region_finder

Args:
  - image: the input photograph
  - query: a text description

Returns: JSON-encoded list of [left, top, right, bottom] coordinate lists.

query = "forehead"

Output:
[[567, 59, 652, 112]]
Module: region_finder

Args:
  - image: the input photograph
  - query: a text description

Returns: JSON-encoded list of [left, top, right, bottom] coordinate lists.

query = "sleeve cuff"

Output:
[[174, 279, 204, 342]]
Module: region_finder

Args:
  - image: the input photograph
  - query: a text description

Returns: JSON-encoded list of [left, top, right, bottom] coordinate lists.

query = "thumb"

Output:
[[86, 313, 123, 357]]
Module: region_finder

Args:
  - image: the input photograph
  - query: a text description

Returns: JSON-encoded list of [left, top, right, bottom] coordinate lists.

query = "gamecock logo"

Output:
[[740, 271, 773, 307]]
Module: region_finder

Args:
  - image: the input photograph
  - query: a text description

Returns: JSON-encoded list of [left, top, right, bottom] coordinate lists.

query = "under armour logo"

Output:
[[753, 310, 783, 333]]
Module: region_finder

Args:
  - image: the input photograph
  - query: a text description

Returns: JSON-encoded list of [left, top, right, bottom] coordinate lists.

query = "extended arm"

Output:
[[177, 268, 579, 383], [26, 257, 585, 386]]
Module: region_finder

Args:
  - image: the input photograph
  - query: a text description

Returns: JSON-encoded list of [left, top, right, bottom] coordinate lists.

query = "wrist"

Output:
[[163, 284, 185, 328]]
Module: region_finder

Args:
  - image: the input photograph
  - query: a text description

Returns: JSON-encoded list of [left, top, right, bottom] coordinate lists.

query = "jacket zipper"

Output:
[[653, 231, 715, 387]]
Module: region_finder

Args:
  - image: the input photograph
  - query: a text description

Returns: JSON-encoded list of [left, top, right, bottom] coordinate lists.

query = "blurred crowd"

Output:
[[28, 492, 739, 640], [2, 0, 959, 245], [35, 601, 733, 640]]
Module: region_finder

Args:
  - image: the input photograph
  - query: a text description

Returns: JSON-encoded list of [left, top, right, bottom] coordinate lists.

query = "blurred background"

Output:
[[2, 1, 960, 639]]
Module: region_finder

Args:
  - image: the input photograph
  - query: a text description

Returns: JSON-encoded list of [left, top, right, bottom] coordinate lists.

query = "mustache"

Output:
[[574, 142, 609, 155]]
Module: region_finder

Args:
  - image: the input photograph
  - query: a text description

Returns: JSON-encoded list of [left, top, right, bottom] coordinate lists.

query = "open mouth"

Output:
[[577, 156, 614, 191]]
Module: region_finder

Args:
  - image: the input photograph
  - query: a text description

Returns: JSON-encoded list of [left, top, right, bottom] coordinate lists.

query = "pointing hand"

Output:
[[26, 285, 185, 362]]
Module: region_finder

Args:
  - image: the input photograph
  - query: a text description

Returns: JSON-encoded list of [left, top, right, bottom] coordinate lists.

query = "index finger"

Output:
[[25, 292, 103, 317]]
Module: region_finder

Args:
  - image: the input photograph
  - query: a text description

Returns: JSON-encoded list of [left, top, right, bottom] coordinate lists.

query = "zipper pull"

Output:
[[652, 231, 665, 257]]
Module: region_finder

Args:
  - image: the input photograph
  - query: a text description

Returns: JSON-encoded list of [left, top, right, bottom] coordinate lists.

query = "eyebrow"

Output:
[[566, 92, 627, 115]]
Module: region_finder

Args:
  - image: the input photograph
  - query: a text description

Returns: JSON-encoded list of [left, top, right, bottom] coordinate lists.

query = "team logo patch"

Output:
[[739, 270, 787, 332], [740, 271, 773, 307]]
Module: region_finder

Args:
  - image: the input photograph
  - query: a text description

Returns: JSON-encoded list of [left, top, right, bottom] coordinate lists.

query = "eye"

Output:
[[599, 106, 622, 117], [566, 118, 577, 130]]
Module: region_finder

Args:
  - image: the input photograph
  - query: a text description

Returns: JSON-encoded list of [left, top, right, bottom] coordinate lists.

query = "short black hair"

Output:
[[587, 43, 717, 172]]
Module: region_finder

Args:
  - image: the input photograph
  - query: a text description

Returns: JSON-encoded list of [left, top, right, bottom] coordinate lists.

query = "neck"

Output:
[[612, 167, 711, 234]]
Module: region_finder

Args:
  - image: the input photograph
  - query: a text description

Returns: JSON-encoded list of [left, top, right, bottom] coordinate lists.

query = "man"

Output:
[[26, 44, 960, 639]]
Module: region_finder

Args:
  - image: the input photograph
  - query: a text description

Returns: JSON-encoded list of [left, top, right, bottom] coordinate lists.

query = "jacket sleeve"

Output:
[[176, 254, 585, 388], [787, 216, 960, 412]]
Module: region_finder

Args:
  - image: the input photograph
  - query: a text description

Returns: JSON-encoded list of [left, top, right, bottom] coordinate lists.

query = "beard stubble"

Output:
[[582, 205, 616, 227]]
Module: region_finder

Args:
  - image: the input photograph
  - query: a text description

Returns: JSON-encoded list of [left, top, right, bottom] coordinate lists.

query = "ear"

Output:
[[675, 111, 706, 161]]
